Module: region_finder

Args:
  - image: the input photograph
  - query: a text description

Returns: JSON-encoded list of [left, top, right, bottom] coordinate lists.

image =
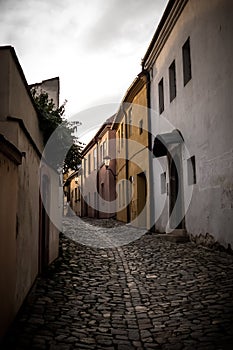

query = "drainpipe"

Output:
[[122, 105, 130, 223], [80, 165, 83, 217], [144, 68, 155, 232], [96, 137, 100, 219]]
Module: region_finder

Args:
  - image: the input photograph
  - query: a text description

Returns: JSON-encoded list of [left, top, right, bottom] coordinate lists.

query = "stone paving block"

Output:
[[2, 217, 233, 349]]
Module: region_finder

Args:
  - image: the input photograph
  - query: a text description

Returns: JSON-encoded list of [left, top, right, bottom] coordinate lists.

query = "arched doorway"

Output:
[[153, 130, 185, 231]]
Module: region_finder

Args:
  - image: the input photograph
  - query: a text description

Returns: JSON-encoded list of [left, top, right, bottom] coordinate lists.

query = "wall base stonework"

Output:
[[190, 232, 233, 255]]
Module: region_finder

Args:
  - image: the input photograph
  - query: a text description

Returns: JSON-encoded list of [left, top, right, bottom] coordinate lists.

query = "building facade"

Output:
[[113, 72, 153, 229], [0, 46, 60, 339], [30, 76, 60, 107], [142, 0, 233, 247], [0, 134, 22, 339], [64, 168, 82, 217], [81, 116, 116, 219]]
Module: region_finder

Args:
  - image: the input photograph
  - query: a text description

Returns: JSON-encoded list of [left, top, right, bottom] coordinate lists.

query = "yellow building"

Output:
[[113, 71, 153, 229], [64, 168, 82, 217]]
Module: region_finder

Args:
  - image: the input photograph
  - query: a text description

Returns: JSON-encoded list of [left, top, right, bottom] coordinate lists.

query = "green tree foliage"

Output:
[[63, 143, 82, 173], [31, 88, 82, 172]]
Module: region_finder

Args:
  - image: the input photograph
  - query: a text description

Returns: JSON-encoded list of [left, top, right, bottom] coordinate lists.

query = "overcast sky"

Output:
[[0, 0, 167, 143]]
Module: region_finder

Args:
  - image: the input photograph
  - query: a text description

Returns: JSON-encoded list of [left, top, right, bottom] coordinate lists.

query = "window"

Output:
[[160, 172, 166, 194], [158, 78, 164, 114], [93, 147, 97, 170], [182, 37, 192, 86], [139, 119, 143, 135], [187, 156, 196, 185], [119, 183, 122, 208], [128, 109, 132, 137], [103, 140, 107, 158], [169, 60, 176, 102], [84, 158, 87, 177], [118, 129, 121, 152], [122, 180, 125, 206], [129, 119, 132, 137], [100, 144, 103, 164], [121, 123, 124, 147], [88, 154, 91, 174], [100, 141, 107, 164]]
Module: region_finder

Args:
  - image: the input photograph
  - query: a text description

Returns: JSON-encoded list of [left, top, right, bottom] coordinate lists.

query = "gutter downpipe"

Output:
[[144, 68, 155, 232], [80, 164, 84, 217], [122, 105, 130, 223], [96, 137, 100, 219]]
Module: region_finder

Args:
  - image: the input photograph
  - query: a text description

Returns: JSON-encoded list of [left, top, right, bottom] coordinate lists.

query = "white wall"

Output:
[[149, 0, 233, 247]]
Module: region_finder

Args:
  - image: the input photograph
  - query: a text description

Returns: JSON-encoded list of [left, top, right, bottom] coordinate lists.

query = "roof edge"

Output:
[[142, 0, 188, 69]]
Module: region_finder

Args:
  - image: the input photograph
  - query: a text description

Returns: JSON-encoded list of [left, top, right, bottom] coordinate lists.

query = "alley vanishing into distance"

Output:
[[3, 218, 233, 350]]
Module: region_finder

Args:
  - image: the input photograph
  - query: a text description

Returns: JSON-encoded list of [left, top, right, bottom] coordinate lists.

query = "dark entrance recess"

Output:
[[137, 172, 147, 228], [153, 130, 185, 230], [169, 152, 184, 229], [39, 175, 50, 273]]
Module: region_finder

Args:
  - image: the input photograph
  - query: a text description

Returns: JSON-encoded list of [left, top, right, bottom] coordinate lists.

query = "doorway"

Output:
[[137, 172, 147, 228], [83, 195, 88, 217], [169, 150, 185, 230], [39, 175, 50, 273]]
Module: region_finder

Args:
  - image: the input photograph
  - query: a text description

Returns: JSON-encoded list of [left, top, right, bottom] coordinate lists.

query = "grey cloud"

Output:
[[84, 0, 166, 52], [0, 0, 80, 54]]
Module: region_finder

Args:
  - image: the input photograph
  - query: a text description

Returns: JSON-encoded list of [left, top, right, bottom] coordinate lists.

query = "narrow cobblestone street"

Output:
[[3, 218, 233, 350]]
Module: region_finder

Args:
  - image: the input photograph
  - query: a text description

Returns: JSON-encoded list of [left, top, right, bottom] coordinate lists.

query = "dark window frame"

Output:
[[128, 108, 132, 137], [88, 153, 91, 174], [121, 123, 124, 147], [84, 158, 87, 178], [139, 119, 143, 135], [158, 78, 164, 114], [93, 147, 97, 170], [187, 155, 196, 185], [182, 37, 192, 86], [169, 60, 177, 102]]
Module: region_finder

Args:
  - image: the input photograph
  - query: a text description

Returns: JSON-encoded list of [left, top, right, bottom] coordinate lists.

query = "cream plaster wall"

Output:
[[148, 0, 233, 246]]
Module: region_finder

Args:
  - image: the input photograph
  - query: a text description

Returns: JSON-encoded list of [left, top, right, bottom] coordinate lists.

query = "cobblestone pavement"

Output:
[[2, 217, 233, 350], [62, 217, 146, 248]]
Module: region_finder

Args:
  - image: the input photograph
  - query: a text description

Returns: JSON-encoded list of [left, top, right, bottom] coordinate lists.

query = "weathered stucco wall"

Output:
[[0, 47, 60, 338], [0, 151, 18, 338], [81, 124, 116, 219], [15, 127, 40, 310], [98, 129, 116, 218], [126, 83, 151, 229], [115, 114, 128, 223], [81, 151, 98, 218], [47, 167, 61, 264], [149, 0, 233, 247], [0, 49, 10, 120]]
